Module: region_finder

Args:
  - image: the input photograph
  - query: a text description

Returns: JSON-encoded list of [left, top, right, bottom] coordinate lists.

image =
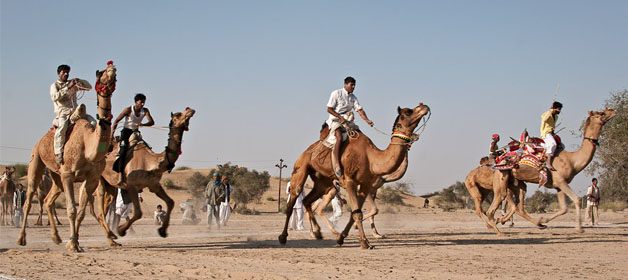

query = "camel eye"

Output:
[[404, 110, 412, 116]]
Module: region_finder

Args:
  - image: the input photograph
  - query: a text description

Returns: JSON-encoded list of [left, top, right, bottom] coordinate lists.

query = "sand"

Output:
[[1, 204, 627, 279]]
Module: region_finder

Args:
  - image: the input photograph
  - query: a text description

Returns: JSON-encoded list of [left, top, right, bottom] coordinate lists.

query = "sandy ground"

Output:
[[1, 205, 627, 279]]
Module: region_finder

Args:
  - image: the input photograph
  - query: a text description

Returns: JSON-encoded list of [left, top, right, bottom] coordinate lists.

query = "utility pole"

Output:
[[275, 158, 287, 213]]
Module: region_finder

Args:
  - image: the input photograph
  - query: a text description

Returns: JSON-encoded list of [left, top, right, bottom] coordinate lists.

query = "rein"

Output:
[[373, 110, 431, 145]]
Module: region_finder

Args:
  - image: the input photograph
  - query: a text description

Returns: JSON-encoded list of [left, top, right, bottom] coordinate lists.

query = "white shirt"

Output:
[[326, 88, 363, 124], [50, 79, 92, 116], [123, 106, 146, 130]]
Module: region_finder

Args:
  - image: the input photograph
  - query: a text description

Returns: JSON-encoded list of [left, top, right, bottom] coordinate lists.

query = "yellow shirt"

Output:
[[540, 110, 557, 138]]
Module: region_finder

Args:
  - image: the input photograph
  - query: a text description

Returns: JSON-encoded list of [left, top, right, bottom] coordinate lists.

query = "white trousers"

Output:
[[289, 207, 304, 230], [219, 202, 231, 225], [53, 114, 70, 155], [542, 134, 557, 155], [329, 198, 343, 225]]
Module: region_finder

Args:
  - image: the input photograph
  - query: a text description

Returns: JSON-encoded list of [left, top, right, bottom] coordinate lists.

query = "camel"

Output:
[[487, 108, 616, 233], [17, 61, 117, 252], [313, 151, 410, 238], [464, 162, 541, 235], [34, 171, 62, 226], [1, 166, 16, 226], [279, 103, 430, 249], [90, 107, 196, 247]]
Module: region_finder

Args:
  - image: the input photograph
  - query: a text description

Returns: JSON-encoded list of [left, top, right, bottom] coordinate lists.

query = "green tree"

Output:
[[186, 171, 210, 198], [584, 89, 628, 202], [525, 190, 559, 213], [378, 185, 405, 205]]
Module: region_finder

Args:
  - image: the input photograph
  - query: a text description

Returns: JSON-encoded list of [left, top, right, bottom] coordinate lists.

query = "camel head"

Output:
[[169, 107, 196, 132], [2, 166, 15, 177], [583, 107, 616, 140], [393, 102, 431, 136], [95, 61, 117, 86]]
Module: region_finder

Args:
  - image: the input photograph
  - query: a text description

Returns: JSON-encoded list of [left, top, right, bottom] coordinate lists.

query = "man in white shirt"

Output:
[[586, 178, 601, 226], [50, 64, 92, 164], [329, 185, 346, 230], [219, 175, 234, 226], [326, 76, 373, 178], [286, 182, 305, 230]]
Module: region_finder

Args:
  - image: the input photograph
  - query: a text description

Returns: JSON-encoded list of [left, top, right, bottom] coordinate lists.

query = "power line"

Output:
[[0, 145, 31, 151]]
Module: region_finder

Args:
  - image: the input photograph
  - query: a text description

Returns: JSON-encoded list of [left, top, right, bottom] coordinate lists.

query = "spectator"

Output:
[[205, 172, 223, 229], [182, 204, 200, 225], [286, 182, 305, 230], [219, 175, 234, 226], [329, 186, 346, 230], [154, 204, 167, 225], [586, 178, 601, 226], [13, 183, 26, 228]]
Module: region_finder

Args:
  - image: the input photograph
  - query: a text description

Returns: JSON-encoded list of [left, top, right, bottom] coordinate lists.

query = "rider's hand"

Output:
[[367, 119, 374, 127]]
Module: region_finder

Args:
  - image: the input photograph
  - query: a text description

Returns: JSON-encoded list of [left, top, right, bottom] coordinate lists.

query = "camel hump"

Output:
[[319, 122, 329, 141]]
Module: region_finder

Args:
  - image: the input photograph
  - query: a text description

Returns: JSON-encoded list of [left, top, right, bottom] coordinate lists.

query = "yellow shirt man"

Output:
[[540, 110, 557, 138]]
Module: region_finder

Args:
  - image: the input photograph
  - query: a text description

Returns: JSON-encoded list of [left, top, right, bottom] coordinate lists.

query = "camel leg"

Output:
[[304, 182, 330, 241], [73, 180, 98, 252], [508, 183, 545, 229], [93, 179, 119, 246], [53, 205, 62, 225], [150, 184, 174, 238], [486, 171, 508, 236], [360, 191, 383, 238], [278, 167, 309, 244], [35, 191, 44, 226], [465, 180, 494, 230], [17, 155, 45, 246], [314, 187, 339, 235], [337, 181, 373, 249], [60, 171, 80, 252], [537, 184, 583, 233], [118, 189, 141, 237], [496, 188, 518, 225], [44, 177, 63, 244]]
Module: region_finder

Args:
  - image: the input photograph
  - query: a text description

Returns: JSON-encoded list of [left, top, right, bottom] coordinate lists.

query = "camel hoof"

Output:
[[16, 236, 26, 246], [118, 226, 127, 237], [313, 231, 323, 240], [109, 240, 122, 247], [35, 222, 42, 226], [57, 221, 63, 226], [537, 224, 547, 229], [66, 241, 83, 253], [336, 234, 345, 246], [52, 234, 62, 245], [158, 227, 168, 238], [360, 240, 374, 250], [576, 227, 584, 233], [373, 233, 385, 239], [278, 234, 287, 245], [107, 231, 118, 240]]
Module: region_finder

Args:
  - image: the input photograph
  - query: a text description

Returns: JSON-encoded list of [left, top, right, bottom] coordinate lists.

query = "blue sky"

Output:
[[1, 1, 627, 196]]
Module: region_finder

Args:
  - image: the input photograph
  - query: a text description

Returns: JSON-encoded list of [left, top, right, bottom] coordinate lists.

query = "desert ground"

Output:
[[1, 170, 627, 279]]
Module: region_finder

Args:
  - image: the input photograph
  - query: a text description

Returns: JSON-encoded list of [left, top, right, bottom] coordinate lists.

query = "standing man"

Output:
[[329, 185, 346, 230], [13, 184, 26, 228], [219, 175, 234, 226], [326, 76, 374, 178], [586, 178, 601, 226], [205, 173, 223, 229], [540, 101, 562, 171], [50, 64, 92, 164], [111, 93, 154, 185], [286, 182, 305, 230]]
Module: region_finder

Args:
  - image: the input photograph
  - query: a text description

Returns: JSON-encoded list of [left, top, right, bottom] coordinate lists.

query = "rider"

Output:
[[50, 64, 92, 164], [111, 93, 154, 185], [540, 101, 562, 171], [488, 133, 501, 164], [326, 76, 374, 178]]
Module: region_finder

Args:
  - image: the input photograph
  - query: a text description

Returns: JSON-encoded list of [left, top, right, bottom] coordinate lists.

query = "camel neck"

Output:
[[160, 127, 184, 172], [366, 136, 409, 176], [570, 137, 597, 174]]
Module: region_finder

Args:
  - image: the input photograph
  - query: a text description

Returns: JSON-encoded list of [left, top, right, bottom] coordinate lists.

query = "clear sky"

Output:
[[1, 1, 627, 197]]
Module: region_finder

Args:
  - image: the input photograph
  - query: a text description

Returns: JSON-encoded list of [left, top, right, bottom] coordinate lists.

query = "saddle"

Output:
[[491, 129, 562, 187], [112, 131, 150, 172]]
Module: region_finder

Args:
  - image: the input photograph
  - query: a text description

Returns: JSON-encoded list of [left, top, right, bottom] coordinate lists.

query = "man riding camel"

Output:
[[50, 64, 93, 164], [540, 101, 562, 171], [326, 76, 374, 178], [111, 93, 154, 185]]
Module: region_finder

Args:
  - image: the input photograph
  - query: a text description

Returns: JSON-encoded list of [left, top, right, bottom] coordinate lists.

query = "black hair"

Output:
[[552, 101, 563, 109], [157, 204, 162, 208], [592, 178, 597, 182], [134, 93, 147, 102], [344, 76, 356, 84], [57, 64, 70, 74]]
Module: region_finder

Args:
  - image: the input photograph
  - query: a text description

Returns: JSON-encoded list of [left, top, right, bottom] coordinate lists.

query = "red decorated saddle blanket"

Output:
[[491, 129, 550, 187]]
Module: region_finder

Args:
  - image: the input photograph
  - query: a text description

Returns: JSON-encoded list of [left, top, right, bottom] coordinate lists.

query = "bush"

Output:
[[391, 181, 412, 194], [435, 181, 473, 210], [599, 201, 627, 212], [378, 186, 404, 205], [234, 206, 260, 215], [214, 163, 271, 209], [175, 166, 191, 171], [525, 190, 558, 213], [266, 196, 276, 202], [186, 172, 210, 198], [163, 179, 184, 190], [13, 164, 28, 178]]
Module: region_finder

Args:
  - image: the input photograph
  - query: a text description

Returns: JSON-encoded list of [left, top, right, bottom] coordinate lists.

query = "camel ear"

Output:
[[171, 112, 174, 118], [588, 110, 593, 116], [96, 70, 103, 78], [397, 106, 402, 114]]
